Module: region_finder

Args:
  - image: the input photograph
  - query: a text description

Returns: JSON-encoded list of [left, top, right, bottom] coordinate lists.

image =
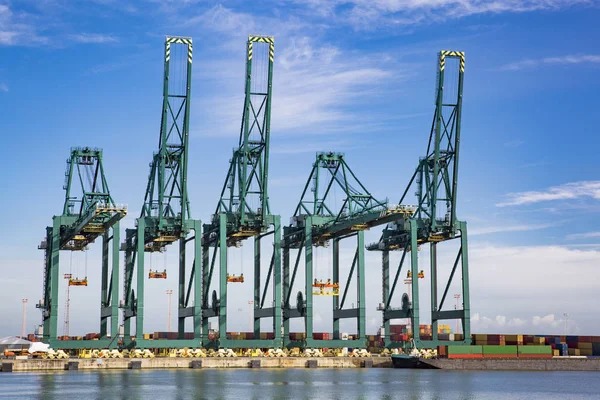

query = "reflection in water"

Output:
[[0, 369, 598, 400]]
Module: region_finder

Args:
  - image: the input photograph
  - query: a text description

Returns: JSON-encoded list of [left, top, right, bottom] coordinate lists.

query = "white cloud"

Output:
[[0, 4, 48, 46], [497, 181, 600, 207], [298, 0, 590, 30], [566, 231, 600, 240], [472, 313, 573, 334], [69, 33, 119, 44], [469, 223, 554, 236], [499, 54, 600, 71], [189, 6, 406, 137]]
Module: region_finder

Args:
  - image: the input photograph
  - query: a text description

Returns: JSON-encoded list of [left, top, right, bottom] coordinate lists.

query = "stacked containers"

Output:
[[556, 343, 569, 356], [505, 335, 523, 345], [473, 334, 488, 345], [577, 336, 593, 356], [313, 332, 330, 340]]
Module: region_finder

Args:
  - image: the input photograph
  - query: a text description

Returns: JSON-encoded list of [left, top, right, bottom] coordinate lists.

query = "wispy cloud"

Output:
[[0, 4, 48, 46], [497, 181, 600, 207], [566, 231, 600, 240], [0, 82, 7, 92], [298, 0, 591, 30], [70, 33, 119, 44], [504, 139, 524, 148], [499, 54, 600, 71], [472, 313, 575, 334], [469, 223, 555, 236], [190, 5, 408, 137], [272, 139, 357, 155]]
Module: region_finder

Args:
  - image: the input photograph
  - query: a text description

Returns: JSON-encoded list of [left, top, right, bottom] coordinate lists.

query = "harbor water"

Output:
[[1, 368, 599, 399]]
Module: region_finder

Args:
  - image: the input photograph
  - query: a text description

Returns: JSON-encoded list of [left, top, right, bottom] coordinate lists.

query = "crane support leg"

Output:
[[100, 224, 120, 346]]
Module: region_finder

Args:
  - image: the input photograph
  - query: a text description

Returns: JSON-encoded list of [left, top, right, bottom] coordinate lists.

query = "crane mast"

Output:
[[121, 36, 202, 348], [38, 147, 126, 349], [368, 50, 471, 349], [201, 35, 281, 349]]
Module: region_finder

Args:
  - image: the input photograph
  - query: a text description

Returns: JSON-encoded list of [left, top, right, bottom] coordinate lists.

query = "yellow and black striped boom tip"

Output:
[[166, 36, 192, 44], [247, 35, 275, 62], [439, 50, 465, 73], [248, 35, 274, 43], [165, 36, 193, 64]]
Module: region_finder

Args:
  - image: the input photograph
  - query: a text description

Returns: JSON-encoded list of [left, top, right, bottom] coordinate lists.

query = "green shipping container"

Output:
[[483, 345, 517, 355], [518, 345, 552, 355], [448, 345, 483, 355]]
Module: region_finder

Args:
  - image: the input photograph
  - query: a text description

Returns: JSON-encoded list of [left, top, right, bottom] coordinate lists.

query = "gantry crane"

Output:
[[38, 147, 126, 349], [282, 152, 414, 348], [201, 35, 281, 348], [368, 50, 471, 349], [121, 36, 202, 348]]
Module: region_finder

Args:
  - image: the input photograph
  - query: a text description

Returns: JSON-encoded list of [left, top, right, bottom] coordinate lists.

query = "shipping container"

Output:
[[483, 345, 517, 355], [518, 345, 552, 355], [447, 345, 482, 355]]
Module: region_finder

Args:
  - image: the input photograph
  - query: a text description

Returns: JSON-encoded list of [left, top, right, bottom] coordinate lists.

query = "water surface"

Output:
[[0, 368, 598, 399]]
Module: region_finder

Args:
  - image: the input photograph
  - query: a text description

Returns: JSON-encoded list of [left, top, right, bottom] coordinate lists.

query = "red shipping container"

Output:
[[437, 346, 447, 357], [390, 325, 403, 334], [313, 332, 330, 340], [518, 354, 553, 359], [483, 354, 518, 359], [448, 354, 483, 359]]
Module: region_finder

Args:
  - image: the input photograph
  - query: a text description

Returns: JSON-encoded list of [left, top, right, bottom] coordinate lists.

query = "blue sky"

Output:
[[1, 0, 599, 338]]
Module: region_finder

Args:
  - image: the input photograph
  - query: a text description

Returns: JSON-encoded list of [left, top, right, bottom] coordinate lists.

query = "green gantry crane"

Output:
[[38, 147, 126, 349], [282, 152, 414, 349], [367, 50, 471, 349], [121, 36, 202, 348], [201, 35, 281, 349]]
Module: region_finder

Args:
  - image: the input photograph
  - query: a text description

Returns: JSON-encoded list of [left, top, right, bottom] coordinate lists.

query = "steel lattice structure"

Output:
[[120, 36, 202, 349], [367, 50, 471, 349], [38, 147, 126, 349], [201, 35, 281, 349], [282, 152, 413, 348], [36, 45, 472, 353]]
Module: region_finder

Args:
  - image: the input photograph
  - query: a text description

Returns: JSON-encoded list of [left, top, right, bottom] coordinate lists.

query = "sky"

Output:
[[1, 0, 599, 339]]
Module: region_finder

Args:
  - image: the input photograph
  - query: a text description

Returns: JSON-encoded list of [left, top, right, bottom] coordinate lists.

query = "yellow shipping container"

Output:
[[578, 342, 593, 350], [568, 348, 581, 356], [474, 334, 488, 341], [580, 349, 593, 356], [553, 349, 560, 356]]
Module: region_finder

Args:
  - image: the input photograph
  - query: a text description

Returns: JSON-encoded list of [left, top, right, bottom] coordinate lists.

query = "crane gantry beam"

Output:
[[120, 36, 202, 349], [38, 147, 126, 349], [201, 35, 281, 349], [368, 50, 471, 349]]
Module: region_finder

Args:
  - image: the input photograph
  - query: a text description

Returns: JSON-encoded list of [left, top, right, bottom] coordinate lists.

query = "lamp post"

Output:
[[166, 290, 173, 332], [248, 301, 254, 332], [454, 294, 461, 334], [21, 299, 28, 338]]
